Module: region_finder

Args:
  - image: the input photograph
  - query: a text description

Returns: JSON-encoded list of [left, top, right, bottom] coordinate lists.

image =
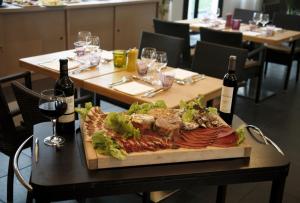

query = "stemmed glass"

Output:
[[86, 35, 100, 53], [261, 14, 269, 27], [86, 35, 101, 66], [253, 12, 262, 26], [153, 51, 168, 85], [74, 31, 91, 56], [155, 51, 168, 72], [77, 31, 92, 45], [141, 47, 157, 81], [39, 89, 67, 147], [141, 47, 157, 70]]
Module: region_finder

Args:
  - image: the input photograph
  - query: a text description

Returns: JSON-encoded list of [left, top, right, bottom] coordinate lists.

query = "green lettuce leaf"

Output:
[[92, 131, 127, 160], [207, 107, 218, 115], [75, 102, 93, 120], [235, 125, 246, 145], [127, 100, 167, 115], [104, 112, 140, 139], [182, 109, 197, 123]]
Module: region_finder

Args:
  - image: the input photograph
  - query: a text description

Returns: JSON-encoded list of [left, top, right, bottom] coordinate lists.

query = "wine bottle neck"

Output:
[[228, 55, 236, 72], [60, 68, 69, 78], [59, 59, 69, 78]]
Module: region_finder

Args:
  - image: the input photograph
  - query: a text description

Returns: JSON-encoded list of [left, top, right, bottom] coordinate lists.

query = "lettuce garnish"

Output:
[[75, 102, 93, 120], [92, 131, 127, 160], [104, 112, 140, 139], [235, 125, 246, 145], [127, 100, 167, 115]]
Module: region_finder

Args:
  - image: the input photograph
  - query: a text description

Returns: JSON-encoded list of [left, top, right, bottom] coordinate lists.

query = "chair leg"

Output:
[[296, 60, 300, 82], [264, 61, 268, 77], [255, 75, 262, 103], [7, 156, 14, 203], [284, 63, 292, 90]]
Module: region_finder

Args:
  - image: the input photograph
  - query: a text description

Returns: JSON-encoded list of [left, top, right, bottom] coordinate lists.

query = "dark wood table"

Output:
[[27, 117, 289, 203]]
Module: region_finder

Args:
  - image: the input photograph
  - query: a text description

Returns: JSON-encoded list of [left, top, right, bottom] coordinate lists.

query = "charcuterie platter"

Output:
[[76, 98, 251, 170]]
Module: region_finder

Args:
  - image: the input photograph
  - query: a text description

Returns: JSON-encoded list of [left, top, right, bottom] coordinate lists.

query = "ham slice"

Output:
[[174, 127, 238, 149]]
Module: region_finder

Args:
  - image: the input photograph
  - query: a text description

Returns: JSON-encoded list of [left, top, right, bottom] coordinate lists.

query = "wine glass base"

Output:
[[44, 136, 65, 147]]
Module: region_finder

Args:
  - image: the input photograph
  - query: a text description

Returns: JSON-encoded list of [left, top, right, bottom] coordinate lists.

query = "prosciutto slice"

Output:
[[174, 127, 238, 149]]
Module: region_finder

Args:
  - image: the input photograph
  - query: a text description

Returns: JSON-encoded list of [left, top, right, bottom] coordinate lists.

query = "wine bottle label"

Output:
[[58, 96, 75, 123], [220, 86, 234, 114]]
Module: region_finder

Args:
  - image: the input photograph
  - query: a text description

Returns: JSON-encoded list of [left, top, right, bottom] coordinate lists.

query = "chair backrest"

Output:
[[273, 13, 300, 31], [153, 19, 191, 67], [200, 27, 243, 48], [11, 81, 48, 134], [191, 41, 248, 82], [0, 72, 32, 139], [139, 31, 185, 67], [233, 8, 257, 23]]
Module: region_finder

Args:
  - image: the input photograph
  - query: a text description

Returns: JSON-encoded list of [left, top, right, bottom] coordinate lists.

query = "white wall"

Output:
[[170, 0, 184, 20], [222, 0, 263, 16]]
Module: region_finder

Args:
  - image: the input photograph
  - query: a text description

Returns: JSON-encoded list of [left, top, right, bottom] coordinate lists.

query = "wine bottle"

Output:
[[219, 55, 238, 125], [55, 59, 75, 134]]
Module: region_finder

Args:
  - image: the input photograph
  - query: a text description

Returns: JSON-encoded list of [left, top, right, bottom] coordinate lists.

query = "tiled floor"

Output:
[[1, 62, 300, 202]]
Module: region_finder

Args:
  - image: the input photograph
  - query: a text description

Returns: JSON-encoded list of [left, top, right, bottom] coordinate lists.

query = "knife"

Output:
[[34, 138, 39, 163]]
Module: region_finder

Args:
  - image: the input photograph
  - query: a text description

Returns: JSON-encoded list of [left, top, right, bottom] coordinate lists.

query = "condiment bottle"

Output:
[[126, 48, 138, 72]]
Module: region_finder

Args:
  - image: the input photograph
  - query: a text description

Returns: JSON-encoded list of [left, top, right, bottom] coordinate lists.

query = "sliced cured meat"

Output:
[[175, 126, 238, 149], [211, 132, 238, 147]]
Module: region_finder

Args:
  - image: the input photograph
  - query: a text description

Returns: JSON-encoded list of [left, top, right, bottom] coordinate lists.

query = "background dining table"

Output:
[[19, 50, 223, 108], [177, 18, 300, 45]]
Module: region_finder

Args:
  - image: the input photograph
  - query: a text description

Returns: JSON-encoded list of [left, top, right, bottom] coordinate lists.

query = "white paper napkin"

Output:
[[40, 60, 80, 71], [113, 81, 154, 96], [243, 31, 261, 36], [165, 69, 199, 80], [101, 50, 113, 61]]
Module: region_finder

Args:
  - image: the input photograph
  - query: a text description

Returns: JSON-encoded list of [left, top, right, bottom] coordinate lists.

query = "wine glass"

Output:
[[253, 12, 262, 26], [261, 14, 269, 27], [77, 31, 92, 45], [86, 35, 100, 53], [141, 47, 157, 70], [155, 51, 168, 72], [39, 89, 67, 147]]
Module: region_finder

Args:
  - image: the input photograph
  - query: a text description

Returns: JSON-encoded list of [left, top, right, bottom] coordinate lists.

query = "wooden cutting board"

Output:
[[80, 120, 251, 170]]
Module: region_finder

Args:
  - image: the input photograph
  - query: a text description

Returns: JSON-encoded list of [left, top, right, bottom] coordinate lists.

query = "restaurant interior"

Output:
[[0, 0, 300, 202]]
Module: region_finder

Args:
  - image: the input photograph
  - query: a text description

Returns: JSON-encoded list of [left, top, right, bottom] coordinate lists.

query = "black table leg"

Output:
[[142, 192, 151, 203], [216, 185, 227, 203], [270, 175, 287, 203]]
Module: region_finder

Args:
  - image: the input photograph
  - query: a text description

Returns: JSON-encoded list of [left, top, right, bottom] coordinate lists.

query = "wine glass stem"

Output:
[[52, 118, 57, 137]]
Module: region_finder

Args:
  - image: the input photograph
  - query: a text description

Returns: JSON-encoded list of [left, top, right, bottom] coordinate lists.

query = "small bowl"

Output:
[[159, 72, 175, 89]]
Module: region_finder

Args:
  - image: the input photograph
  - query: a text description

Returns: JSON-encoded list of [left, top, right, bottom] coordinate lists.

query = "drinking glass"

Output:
[[136, 60, 148, 76], [159, 72, 175, 89], [261, 14, 269, 27], [253, 12, 262, 25], [77, 31, 92, 45], [86, 35, 100, 53], [155, 51, 168, 72], [74, 31, 91, 56], [39, 89, 67, 147], [141, 47, 157, 70]]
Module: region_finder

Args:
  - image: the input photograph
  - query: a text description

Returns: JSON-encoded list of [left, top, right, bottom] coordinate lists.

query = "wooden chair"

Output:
[[0, 71, 33, 203], [153, 19, 193, 68], [264, 13, 300, 90], [139, 31, 185, 68], [192, 41, 264, 103]]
